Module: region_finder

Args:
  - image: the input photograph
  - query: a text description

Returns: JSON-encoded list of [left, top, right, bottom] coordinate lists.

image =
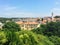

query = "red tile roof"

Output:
[[16, 21, 38, 24]]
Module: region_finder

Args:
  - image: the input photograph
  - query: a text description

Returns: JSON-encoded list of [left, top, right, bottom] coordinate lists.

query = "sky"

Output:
[[0, 0, 60, 18]]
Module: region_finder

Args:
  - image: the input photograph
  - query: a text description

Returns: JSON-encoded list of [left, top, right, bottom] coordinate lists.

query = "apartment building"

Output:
[[13, 18, 41, 30]]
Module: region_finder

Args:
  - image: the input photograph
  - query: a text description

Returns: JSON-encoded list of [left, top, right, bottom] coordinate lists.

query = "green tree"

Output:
[[14, 31, 54, 45], [33, 22, 60, 37], [49, 36, 60, 45], [3, 22, 21, 32], [0, 30, 54, 45], [0, 31, 8, 45]]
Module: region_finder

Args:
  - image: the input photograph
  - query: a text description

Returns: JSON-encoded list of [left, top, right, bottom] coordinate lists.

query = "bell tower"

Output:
[[51, 12, 53, 21]]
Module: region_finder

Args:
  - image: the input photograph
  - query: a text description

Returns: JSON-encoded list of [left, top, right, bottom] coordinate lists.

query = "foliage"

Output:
[[54, 16, 60, 18], [37, 34, 54, 45], [0, 18, 12, 23], [15, 31, 39, 45], [0, 21, 60, 45], [3, 22, 21, 32], [11, 31, 54, 45], [0, 31, 8, 45], [32, 24, 47, 34], [49, 36, 60, 45], [33, 22, 60, 37], [0, 30, 55, 45]]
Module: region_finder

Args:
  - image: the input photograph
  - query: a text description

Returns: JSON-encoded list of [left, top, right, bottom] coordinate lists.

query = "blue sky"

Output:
[[0, 0, 60, 17]]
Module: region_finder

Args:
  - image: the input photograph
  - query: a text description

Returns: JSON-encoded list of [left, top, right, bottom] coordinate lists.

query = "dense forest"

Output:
[[0, 21, 60, 45]]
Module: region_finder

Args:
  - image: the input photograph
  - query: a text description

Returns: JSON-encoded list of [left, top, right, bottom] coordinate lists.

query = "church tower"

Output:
[[51, 12, 54, 21]]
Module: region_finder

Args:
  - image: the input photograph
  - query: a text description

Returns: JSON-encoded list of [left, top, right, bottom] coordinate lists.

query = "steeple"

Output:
[[51, 12, 54, 21]]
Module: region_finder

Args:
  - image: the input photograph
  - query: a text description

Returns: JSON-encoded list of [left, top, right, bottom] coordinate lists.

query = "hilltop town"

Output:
[[0, 15, 60, 30]]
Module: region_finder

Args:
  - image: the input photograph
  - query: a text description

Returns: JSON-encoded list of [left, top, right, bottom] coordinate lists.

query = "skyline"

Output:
[[0, 0, 60, 17]]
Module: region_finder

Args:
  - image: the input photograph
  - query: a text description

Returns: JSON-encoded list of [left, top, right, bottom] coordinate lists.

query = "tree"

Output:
[[0, 31, 8, 45], [54, 16, 60, 18], [49, 36, 60, 45], [3, 21, 21, 32], [44, 22, 60, 36], [0, 30, 55, 45], [32, 22, 60, 37], [14, 31, 54, 45]]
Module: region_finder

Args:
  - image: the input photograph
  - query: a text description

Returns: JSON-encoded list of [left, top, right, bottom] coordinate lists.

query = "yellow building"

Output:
[[16, 21, 39, 30]]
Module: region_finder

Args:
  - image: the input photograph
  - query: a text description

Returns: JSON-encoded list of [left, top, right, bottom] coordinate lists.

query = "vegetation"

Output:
[[3, 22, 21, 32], [33, 22, 60, 37], [54, 16, 60, 18], [0, 21, 60, 45], [0, 18, 12, 23], [0, 17, 19, 23]]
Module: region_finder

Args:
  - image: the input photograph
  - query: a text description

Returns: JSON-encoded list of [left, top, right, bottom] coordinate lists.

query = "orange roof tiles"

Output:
[[16, 21, 38, 24]]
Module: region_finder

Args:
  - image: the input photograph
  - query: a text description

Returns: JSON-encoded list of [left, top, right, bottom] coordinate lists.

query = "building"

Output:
[[54, 16, 60, 22], [0, 22, 3, 29], [41, 16, 60, 24], [16, 21, 39, 30], [41, 17, 52, 24], [13, 18, 41, 30], [41, 13, 56, 24]]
